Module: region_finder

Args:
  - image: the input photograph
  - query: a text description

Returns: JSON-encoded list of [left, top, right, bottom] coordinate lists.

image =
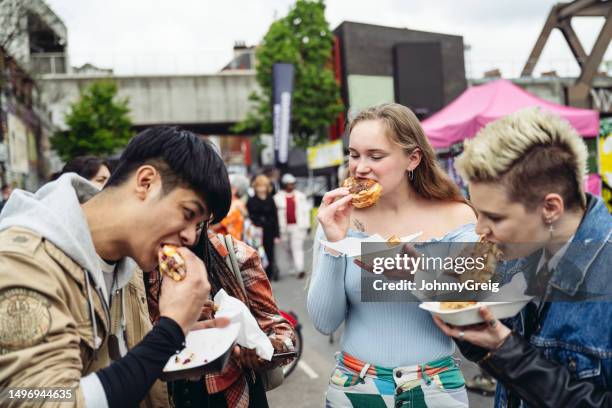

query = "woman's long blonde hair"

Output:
[[348, 103, 467, 204]]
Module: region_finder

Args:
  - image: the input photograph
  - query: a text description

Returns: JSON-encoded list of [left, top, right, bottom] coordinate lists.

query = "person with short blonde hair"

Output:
[[252, 174, 274, 194], [247, 174, 280, 280], [434, 108, 612, 408], [456, 107, 588, 210]]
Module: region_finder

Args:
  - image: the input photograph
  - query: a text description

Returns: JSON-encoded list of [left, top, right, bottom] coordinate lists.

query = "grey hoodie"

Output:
[[0, 173, 136, 408]]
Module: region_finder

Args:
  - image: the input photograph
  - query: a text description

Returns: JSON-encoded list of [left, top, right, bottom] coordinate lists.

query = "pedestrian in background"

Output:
[[247, 175, 280, 280], [262, 165, 280, 195], [212, 174, 250, 240], [274, 173, 311, 279], [61, 155, 112, 189]]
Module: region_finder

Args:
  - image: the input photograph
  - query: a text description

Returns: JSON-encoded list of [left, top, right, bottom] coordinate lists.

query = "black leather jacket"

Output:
[[459, 335, 612, 408]]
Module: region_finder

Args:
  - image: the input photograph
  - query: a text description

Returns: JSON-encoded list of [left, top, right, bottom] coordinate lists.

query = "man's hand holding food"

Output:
[[158, 246, 229, 335]]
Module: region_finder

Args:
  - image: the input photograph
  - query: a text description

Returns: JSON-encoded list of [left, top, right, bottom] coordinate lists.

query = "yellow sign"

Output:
[[307, 140, 344, 170]]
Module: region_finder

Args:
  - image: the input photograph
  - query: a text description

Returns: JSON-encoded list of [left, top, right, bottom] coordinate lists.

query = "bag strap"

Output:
[[216, 234, 284, 389], [215, 234, 264, 386], [216, 233, 247, 297]]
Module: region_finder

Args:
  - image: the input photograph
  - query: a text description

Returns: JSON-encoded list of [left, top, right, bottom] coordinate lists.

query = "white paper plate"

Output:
[[320, 231, 423, 257], [419, 300, 530, 326], [162, 322, 240, 377]]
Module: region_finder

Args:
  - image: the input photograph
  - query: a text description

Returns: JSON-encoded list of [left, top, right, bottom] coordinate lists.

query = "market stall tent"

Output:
[[422, 79, 600, 149]]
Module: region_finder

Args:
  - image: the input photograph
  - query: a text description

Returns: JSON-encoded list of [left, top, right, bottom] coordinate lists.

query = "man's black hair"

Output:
[[105, 126, 231, 223], [62, 156, 111, 181]]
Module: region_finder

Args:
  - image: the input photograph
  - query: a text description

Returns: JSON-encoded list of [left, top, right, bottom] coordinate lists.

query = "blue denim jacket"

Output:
[[495, 194, 612, 408]]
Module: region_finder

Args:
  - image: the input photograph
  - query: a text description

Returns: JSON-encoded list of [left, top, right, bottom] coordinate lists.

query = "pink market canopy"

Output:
[[422, 79, 600, 149]]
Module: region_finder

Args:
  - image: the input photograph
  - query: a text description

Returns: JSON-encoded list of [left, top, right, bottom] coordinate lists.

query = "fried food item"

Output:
[[458, 236, 504, 283], [386, 235, 401, 247], [200, 300, 220, 320], [159, 244, 187, 281], [342, 177, 383, 208], [440, 301, 477, 310]]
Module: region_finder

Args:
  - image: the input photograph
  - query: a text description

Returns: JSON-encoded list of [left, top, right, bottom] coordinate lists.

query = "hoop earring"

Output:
[[409, 170, 414, 181]]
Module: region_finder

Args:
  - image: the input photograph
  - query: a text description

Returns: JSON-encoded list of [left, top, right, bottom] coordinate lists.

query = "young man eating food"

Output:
[[0, 126, 231, 407]]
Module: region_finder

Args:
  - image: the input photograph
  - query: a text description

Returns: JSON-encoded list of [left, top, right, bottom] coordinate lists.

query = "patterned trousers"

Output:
[[325, 352, 469, 408]]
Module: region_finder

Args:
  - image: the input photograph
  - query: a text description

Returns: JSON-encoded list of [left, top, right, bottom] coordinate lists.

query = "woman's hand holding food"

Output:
[[198, 299, 219, 320], [233, 346, 275, 371], [317, 188, 354, 242], [190, 317, 230, 331]]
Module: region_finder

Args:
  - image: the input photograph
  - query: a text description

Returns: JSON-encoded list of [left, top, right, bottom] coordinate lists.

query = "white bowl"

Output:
[[419, 300, 531, 326]]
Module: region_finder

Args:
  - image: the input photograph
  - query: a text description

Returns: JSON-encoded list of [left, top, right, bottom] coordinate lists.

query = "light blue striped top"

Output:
[[307, 224, 478, 367]]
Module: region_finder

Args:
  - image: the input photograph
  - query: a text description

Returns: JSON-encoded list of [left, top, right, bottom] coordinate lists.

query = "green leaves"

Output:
[[233, 0, 343, 150], [601, 117, 612, 137], [51, 80, 133, 161]]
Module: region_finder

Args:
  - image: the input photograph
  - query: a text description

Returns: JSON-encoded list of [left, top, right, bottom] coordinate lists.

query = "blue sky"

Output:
[[46, 0, 610, 78]]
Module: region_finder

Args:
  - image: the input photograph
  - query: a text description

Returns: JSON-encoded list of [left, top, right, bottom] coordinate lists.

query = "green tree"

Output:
[[234, 0, 343, 149], [51, 80, 133, 161]]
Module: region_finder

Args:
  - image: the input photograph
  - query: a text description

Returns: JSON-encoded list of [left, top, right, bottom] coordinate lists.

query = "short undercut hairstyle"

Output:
[[105, 126, 231, 223], [455, 108, 588, 210]]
